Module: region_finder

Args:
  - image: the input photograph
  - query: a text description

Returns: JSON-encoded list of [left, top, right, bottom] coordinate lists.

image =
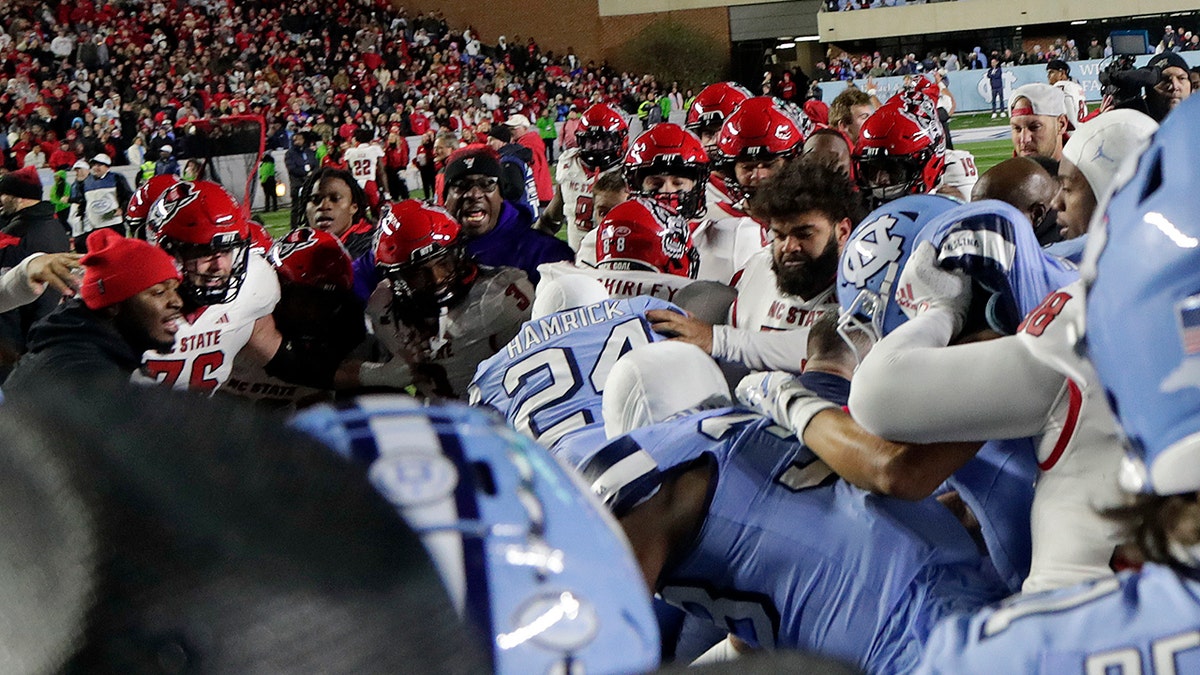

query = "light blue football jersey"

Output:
[[470, 296, 680, 447], [917, 562, 1200, 674], [574, 407, 1008, 674]]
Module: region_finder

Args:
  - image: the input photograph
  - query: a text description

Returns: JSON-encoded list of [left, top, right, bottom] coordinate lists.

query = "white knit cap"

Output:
[[1062, 110, 1158, 200], [602, 341, 731, 439]]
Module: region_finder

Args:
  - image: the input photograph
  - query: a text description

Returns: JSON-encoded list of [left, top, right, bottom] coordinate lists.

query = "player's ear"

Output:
[[1057, 115, 1068, 136], [835, 217, 853, 248]]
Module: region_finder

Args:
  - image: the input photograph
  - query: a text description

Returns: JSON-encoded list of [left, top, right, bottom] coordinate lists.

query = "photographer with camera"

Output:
[[1145, 52, 1193, 120], [1099, 50, 1192, 123]]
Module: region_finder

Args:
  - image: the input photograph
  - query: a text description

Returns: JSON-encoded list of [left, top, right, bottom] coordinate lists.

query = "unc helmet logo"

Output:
[[841, 214, 906, 288]]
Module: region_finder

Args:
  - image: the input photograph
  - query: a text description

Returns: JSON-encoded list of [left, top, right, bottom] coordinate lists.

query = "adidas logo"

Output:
[[215, 314, 230, 325]]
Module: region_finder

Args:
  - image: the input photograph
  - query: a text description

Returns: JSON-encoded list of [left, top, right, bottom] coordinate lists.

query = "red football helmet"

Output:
[[575, 103, 629, 170], [623, 123, 710, 220], [854, 102, 946, 207], [908, 75, 941, 101], [713, 97, 805, 201], [126, 174, 180, 240], [270, 227, 354, 291], [147, 180, 252, 306], [596, 197, 698, 279], [374, 200, 476, 311], [685, 82, 752, 137], [249, 221, 274, 257]]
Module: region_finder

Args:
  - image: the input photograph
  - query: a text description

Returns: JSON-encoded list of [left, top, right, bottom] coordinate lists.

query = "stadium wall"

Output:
[[388, 0, 730, 76], [819, 0, 1200, 42]]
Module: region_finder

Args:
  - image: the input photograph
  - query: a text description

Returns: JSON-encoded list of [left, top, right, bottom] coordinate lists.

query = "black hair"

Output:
[[750, 154, 865, 226], [290, 166, 372, 231]]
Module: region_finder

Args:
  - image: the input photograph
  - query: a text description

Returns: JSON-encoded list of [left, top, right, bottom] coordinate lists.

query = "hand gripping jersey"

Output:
[[368, 265, 533, 399], [134, 254, 280, 393], [469, 296, 678, 447], [535, 261, 695, 304], [1012, 279, 1127, 592], [571, 408, 1006, 674], [917, 563, 1200, 674], [555, 149, 603, 252]]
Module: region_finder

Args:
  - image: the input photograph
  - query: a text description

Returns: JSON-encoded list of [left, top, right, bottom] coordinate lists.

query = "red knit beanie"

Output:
[[80, 230, 182, 310], [0, 166, 42, 201]]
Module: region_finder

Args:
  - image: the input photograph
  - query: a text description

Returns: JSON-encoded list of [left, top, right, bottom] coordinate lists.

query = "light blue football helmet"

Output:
[[1085, 96, 1200, 496], [836, 193, 960, 355], [291, 396, 660, 674]]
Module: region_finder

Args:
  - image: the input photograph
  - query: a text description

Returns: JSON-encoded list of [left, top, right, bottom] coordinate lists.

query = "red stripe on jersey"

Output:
[[1040, 379, 1082, 472]]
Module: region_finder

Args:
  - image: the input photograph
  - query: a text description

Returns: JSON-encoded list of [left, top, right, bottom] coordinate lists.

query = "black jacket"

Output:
[[0, 201, 71, 355], [4, 299, 144, 395]]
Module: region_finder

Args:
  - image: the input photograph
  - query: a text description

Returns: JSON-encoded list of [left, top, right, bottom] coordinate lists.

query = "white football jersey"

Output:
[[536, 261, 695, 304], [556, 149, 601, 252], [368, 266, 533, 399], [729, 247, 837, 333], [1053, 80, 1088, 129], [344, 142, 385, 189], [692, 211, 767, 285], [939, 149, 980, 203], [1014, 280, 1126, 593], [135, 254, 280, 393], [703, 173, 737, 220]]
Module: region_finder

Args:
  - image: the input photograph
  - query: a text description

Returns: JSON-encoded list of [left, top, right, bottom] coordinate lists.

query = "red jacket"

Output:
[[517, 129, 552, 202]]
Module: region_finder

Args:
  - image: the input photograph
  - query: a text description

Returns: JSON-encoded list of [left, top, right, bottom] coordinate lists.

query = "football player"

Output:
[[855, 91, 952, 208], [916, 90, 1200, 675], [755, 194, 1123, 594], [710, 97, 805, 222], [625, 122, 765, 284], [134, 181, 346, 395], [564, 341, 1006, 673], [342, 128, 388, 217], [469, 287, 683, 449], [537, 198, 699, 304], [134, 180, 282, 393], [648, 157, 863, 374], [357, 200, 532, 399], [684, 82, 752, 216], [223, 228, 365, 408], [538, 103, 629, 251]]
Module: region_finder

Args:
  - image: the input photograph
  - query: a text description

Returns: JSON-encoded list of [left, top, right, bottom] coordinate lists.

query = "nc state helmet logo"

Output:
[[147, 182, 200, 243], [273, 229, 320, 262]]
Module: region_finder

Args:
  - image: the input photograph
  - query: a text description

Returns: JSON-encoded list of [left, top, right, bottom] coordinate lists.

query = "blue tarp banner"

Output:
[[818, 52, 1200, 113]]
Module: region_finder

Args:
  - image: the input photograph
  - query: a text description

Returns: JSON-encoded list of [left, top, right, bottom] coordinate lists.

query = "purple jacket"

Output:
[[351, 200, 573, 302]]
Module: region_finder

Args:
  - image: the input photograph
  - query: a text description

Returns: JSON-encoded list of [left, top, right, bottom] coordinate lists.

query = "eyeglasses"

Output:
[[448, 176, 499, 196]]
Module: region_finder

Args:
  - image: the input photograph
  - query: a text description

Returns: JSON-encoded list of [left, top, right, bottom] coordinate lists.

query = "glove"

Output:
[[736, 371, 837, 438], [895, 241, 972, 334], [358, 357, 414, 389]]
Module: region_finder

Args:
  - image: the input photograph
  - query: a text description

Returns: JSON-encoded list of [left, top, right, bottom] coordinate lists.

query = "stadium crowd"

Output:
[[2, 0, 1200, 674], [0, 0, 689, 181]]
